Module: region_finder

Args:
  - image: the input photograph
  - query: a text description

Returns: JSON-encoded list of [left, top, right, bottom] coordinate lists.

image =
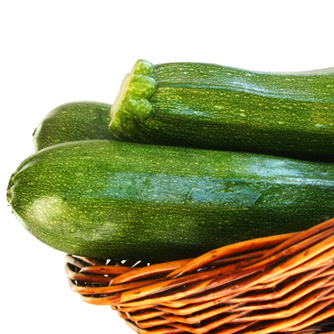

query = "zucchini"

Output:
[[7, 140, 334, 262], [109, 60, 334, 161], [33, 101, 114, 151]]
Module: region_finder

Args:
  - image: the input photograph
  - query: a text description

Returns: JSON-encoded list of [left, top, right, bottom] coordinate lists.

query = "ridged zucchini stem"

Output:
[[109, 60, 157, 140]]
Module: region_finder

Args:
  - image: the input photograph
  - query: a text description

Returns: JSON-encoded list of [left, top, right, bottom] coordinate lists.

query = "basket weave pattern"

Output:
[[66, 218, 334, 334]]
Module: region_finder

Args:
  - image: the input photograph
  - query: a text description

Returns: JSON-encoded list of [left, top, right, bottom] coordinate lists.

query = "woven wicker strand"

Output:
[[65, 218, 334, 334]]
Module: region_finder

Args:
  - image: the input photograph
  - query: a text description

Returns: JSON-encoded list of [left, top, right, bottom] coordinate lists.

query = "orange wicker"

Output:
[[65, 218, 334, 334]]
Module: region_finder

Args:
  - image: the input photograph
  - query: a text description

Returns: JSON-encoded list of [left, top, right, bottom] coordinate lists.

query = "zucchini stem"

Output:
[[109, 60, 156, 140]]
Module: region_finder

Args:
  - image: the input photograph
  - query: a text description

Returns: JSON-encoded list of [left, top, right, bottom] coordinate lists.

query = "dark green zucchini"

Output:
[[33, 101, 114, 151], [109, 60, 334, 161], [7, 140, 334, 262]]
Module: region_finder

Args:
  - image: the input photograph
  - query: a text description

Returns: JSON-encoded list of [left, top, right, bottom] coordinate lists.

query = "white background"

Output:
[[1, 1, 334, 333]]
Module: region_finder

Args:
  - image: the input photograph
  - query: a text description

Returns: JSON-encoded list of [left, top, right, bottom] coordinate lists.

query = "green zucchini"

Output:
[[33, 101, 114, 151], [109, 60, 334, 161], [7, 140, 334, 262]]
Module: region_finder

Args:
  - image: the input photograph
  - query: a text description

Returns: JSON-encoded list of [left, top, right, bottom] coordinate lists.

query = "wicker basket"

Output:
[[65, 218, 334, 334]]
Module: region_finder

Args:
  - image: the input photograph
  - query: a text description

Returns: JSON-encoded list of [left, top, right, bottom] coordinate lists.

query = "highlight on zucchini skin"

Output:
[[109, 60, 334, 161]]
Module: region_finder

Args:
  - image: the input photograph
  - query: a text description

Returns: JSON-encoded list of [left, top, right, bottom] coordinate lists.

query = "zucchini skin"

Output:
[[7, 140, 334, 262], [33, 101, 114, 151], [109, 60, 334, 161]]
